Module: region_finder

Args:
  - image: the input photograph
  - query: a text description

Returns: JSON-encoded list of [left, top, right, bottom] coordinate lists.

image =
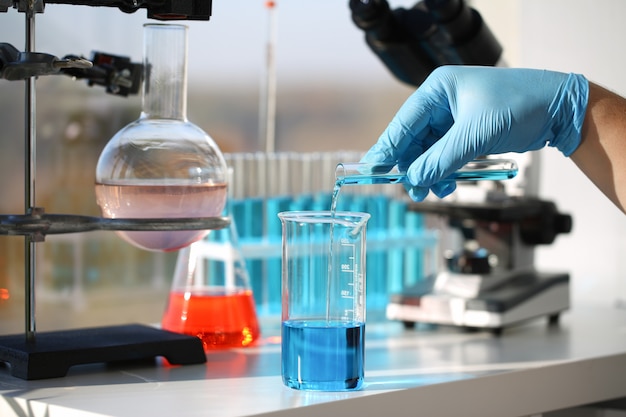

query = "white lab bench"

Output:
[[0, 303, 625, 417]]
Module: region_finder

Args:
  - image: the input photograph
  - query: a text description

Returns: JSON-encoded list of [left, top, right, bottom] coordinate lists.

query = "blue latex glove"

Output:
[[361, 66, 589, 201]]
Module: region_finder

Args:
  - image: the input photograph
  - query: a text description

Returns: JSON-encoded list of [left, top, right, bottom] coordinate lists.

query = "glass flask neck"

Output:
[[141, 23, 188, 121]]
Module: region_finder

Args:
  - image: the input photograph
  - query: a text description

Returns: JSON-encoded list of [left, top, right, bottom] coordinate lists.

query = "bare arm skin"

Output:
[[571, 82, 626, 214]]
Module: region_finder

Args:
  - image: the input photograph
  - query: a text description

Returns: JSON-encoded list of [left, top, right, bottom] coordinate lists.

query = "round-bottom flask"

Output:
[[95, 23, 227, 252]]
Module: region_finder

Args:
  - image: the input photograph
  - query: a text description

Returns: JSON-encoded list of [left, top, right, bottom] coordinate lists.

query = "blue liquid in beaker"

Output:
[[281, 320, 365, 391]]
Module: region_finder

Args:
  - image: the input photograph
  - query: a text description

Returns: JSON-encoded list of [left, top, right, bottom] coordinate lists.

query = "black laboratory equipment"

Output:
[[386, 198, 573, 335], [350, 0, 573, 333], [349, 0, 502, 86], [0, 0, 226, 379], [0, 0, 212, 20]]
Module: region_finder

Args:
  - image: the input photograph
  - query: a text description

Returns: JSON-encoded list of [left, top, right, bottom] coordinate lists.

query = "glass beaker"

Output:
[[161, 219, 261, 350], [278, 211, 370, 391], [95, 23, 227, 252]]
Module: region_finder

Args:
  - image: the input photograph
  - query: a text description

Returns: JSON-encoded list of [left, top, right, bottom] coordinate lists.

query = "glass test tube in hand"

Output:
[[335, 159, 518, 186]]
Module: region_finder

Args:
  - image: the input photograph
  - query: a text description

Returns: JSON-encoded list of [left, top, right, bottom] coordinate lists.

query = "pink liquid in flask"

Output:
[[95, 182, 227, 252]]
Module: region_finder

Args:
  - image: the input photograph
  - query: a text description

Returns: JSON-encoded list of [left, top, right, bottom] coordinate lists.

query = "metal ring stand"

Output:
[[0, 9, 229, 380]]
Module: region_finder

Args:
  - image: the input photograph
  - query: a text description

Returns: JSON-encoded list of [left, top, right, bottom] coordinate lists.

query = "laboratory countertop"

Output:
[[1, 303, 626, 417]]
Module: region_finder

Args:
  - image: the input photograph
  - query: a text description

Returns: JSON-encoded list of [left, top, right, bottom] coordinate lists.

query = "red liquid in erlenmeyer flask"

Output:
[[161, 288, 261, 350], [95, 183, 227, 252]]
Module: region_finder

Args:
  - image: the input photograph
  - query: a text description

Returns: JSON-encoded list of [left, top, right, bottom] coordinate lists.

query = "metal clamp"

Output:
[[0, 207, 230, 242], [0, 43, 92, 80]]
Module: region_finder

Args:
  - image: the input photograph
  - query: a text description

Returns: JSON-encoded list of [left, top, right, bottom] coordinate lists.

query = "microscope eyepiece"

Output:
[[350, 0, 502, 86]]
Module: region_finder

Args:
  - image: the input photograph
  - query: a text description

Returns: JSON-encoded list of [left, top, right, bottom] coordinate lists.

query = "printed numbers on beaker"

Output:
[[341, 263, 352, 272]]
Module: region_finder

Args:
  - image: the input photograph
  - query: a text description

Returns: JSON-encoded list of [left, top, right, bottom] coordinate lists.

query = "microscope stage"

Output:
[[386, 271, 570, 334]]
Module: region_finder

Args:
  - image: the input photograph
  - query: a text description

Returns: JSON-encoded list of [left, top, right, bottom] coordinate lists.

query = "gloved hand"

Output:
[[361, 66, 589, 201]]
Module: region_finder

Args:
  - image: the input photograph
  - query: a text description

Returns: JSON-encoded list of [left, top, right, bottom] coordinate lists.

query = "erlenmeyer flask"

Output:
[[161, 219, 261, 350], [95, 23, 227, 252]]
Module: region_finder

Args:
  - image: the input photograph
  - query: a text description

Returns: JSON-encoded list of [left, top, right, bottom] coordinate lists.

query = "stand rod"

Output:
[[261, 1, 277, 154], [24, 5, 37, 344]]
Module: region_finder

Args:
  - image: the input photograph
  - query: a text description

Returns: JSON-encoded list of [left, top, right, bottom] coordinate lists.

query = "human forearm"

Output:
[[571, 82, 626, 213]]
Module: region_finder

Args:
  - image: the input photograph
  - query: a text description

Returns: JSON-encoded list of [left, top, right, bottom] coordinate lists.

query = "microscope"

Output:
[[350, 0, 573, 334], [386, 196, 572, 335], [349, 0, 502, 85]]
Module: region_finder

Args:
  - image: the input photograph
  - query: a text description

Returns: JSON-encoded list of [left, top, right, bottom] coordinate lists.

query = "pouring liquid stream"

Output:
[[327, 179, 343, 325]]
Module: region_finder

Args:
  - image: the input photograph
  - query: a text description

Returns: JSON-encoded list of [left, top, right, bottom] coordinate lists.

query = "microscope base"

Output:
[[0, 324, 207, 380], [386, 271, 570, 335]]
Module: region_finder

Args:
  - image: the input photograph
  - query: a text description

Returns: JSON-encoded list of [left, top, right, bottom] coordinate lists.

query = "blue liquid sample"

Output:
[[336, 159, 518, 186], [282, 320, 365, 391], [339, 169, 517, 185]]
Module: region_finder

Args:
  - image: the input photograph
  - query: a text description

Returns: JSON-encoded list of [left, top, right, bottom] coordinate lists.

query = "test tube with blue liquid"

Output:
[[335, 158, 518, 186]]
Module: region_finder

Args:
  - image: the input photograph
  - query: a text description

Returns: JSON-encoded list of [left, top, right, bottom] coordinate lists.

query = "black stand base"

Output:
[[0, 324, 206, 380]]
